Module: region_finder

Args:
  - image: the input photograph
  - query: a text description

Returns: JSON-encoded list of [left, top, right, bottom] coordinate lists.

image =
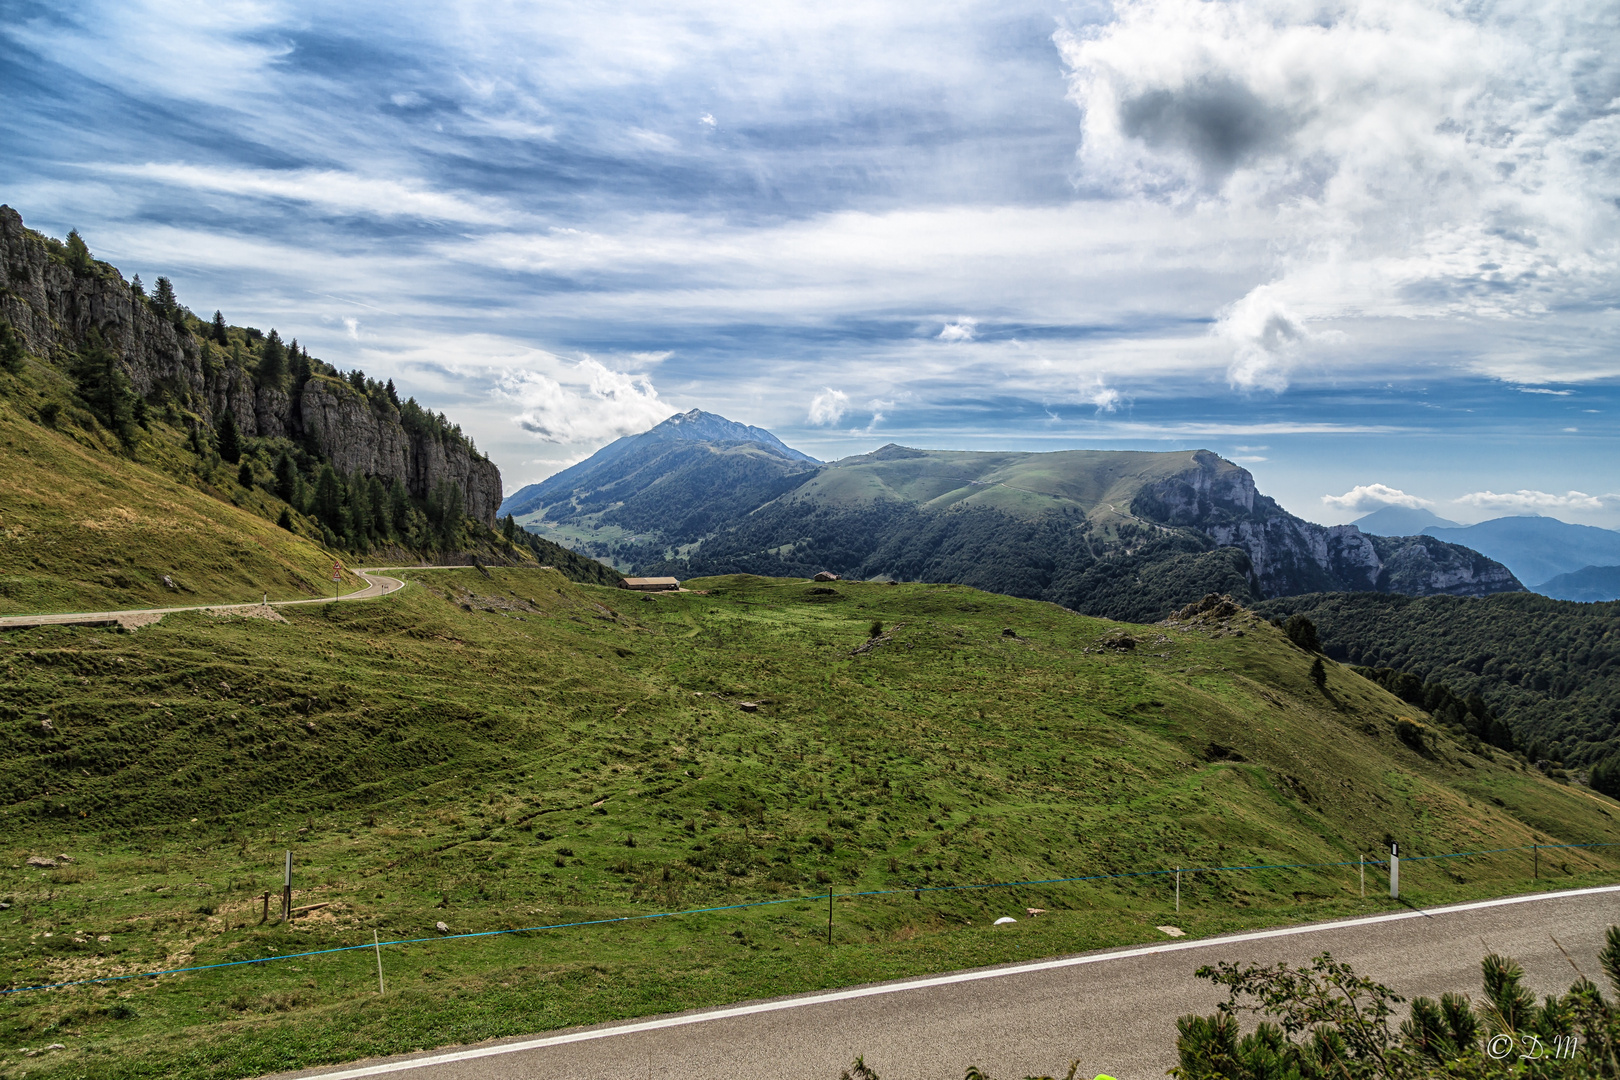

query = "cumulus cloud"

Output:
[[1322, 484, 1433, 513], [1216, 284, 1312, 392], [500, 357, 670, 444], [1453, 489, 1620, 513], [807, 388, 850, 426], [938, 318, 978, 343], [1058, 0, 1620, 378]]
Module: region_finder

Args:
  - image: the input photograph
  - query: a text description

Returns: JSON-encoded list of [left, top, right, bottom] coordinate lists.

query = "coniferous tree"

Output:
[[385, 379, 401, 408], [277, 507, 294, 531], [290, 344, 311, 391], [368, 476, 390, 538], [153, 276, 178, 317], [274, 452, 297, 503], [238, 460, 254, 488], [212, 310, 229, 346], [313, 465, 346, 536], [75, 334, 136, 445], [258, 329, 287, 388], [130, 274, 145, 299], [388, 477, 412, 536], [217, 410, 242, 464], [0, 321, 24, 374], [65, 229, 93, 276], [502, 513, 518, 544]]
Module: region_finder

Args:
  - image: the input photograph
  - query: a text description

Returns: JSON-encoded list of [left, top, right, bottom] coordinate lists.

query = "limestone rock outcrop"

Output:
[[1130, 452, 1522, 599], [0, 205, 500, 526]]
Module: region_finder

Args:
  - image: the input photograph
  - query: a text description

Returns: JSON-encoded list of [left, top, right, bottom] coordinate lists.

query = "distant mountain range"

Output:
[[1350, 506, 1462, 533], [1534, 565, 1620, 603], [1349, 507, 1620, 599], [501, 411, 1524, 621], [1418, 517, 1620, 591]]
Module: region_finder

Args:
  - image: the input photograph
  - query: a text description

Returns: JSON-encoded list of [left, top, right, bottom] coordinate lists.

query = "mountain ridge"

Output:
[[1420, 515, 1620, 588], [504, 413, 1524, 620]]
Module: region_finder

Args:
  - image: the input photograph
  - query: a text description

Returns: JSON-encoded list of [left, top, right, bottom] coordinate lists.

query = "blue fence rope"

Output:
[[6, 840, 1617, 997]]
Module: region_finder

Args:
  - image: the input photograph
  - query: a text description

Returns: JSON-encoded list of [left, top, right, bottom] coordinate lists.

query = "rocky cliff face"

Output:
[[1131, 451, 1523, 599], [0, 205, 500, 526]]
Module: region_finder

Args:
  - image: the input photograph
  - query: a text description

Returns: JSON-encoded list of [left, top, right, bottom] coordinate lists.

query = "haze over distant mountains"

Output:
[[502, 410, 1525, 622]]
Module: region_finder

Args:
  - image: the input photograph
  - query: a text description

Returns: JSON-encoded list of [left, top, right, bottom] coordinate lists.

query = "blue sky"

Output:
[[3, 0, 1618, 526]]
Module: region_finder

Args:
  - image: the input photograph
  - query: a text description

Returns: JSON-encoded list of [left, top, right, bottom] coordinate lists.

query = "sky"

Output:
[[2, 0, 1618, 527]]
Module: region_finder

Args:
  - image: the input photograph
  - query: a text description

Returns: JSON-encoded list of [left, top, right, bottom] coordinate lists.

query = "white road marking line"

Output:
[[294, 884, 1620, 1080]]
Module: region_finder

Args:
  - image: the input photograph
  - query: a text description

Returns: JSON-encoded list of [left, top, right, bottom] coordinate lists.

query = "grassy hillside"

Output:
[[0, 394, 360, 615], [784, 445, 1216, 528], [1, 571, 1614, 1078]]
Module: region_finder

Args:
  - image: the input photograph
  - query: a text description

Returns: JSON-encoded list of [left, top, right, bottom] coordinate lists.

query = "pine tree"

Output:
[[277, 507, 294, 531], [75, 334, 136, 446], [130, 274, 145, 299], [212, 310, 229, 346], [258, 329, 287, 388], [238, 460, 254, 488], [65, 229, 93, 276], [274, 453, 297, 503], [502, 513, 518, 543], [313, 465, 346, 536], [388, 477, 412, 536], [217, 410, 242, 464], [1310, 657, 1326, 690], [153, 277, 178, 317], [385, 379, 401, 408], [0, 321, 25, 374]]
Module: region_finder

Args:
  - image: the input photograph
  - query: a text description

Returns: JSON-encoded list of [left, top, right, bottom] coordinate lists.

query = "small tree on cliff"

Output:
[[258, 329, 287, 388], [65, 229, 94, 277], [212, 310, 229, 346], [216, 410, 242, 464], [152, 277, 178, 318]]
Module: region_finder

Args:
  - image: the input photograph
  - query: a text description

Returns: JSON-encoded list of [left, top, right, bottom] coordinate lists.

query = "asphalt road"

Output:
[[0, 566, 429, 630], [279, 886, 1620, 1080]]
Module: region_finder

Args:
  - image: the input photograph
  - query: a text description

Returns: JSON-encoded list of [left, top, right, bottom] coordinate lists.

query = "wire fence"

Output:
[[6, 840, 1617, 997]]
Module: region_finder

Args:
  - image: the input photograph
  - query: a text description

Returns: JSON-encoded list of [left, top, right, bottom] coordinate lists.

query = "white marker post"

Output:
[[1360, 854, 1365, 898], [283, 850, 293, 921], [1175, 867, 1181, 913], [1389, 843, 1399, 899]]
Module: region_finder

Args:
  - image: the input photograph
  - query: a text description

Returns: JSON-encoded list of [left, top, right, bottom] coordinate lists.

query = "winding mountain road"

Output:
[[274, 886, 1620, 1080], [0, 566, 464, 630]]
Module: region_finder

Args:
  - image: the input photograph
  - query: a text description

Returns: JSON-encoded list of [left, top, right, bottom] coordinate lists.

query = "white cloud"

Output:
[[96, 162, 513, 225], [1057, 0, 1620, 383], [938, 318, 978, 343], [807, 388, 850, 426], [342, 316, 360, 340], [699, 113, 716, 127], [500, 357, 670, 444], [1453, 489, 1620, 513], [1322, 484, 1434, 512], [1087, 382, 1122, 413], [1232, 455, 1268, 463], [1217, 283, 1313, 392], [1517, 387, 1575, 396]]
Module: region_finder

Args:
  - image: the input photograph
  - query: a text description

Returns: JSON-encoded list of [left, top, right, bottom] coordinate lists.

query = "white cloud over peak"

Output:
[[1322, 483, 1433, 512], [938, 318, 978, 342], [500, 357, 669, 444], [807, 388, 850, 426], [1453, 489, 1620, 513]]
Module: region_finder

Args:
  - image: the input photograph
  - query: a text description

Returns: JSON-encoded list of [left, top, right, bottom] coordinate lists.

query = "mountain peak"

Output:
[[647, 410, 818, 462]]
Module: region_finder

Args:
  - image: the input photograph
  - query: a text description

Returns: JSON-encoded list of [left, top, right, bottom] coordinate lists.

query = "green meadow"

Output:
[[0, 568, 1615, 1079]]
